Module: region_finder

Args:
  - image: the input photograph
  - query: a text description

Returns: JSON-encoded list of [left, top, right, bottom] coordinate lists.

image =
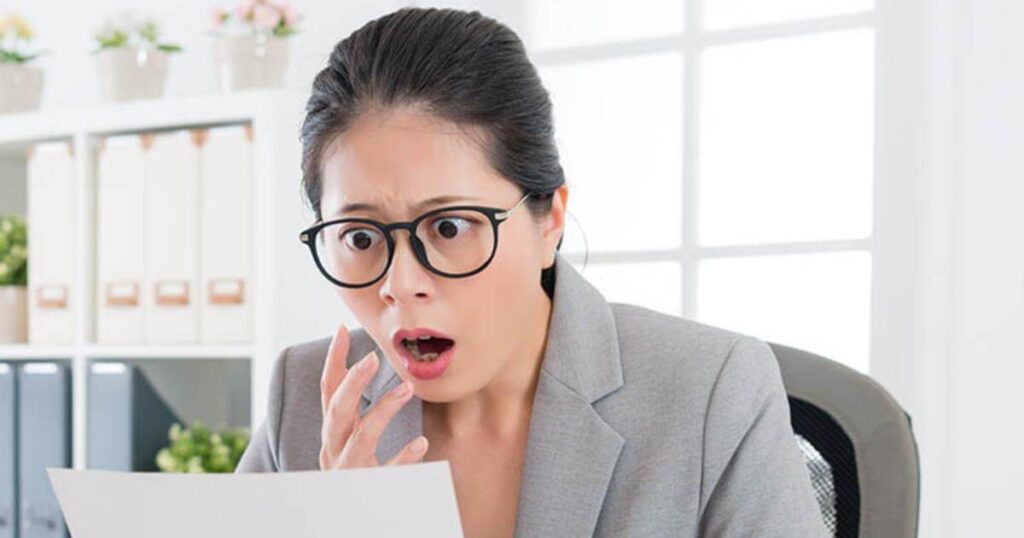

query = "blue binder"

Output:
[[17, 362, 71, 538], [0, 363, 17, 538], [87, 362, 180, 471]]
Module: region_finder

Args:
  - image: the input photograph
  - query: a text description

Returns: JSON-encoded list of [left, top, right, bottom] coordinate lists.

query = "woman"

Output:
[[236, 7, 828, 537]]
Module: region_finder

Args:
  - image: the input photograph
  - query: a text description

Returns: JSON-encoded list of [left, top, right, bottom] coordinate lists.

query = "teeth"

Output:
[[418, 335, 432, 340], [401, 339, 442, 362]]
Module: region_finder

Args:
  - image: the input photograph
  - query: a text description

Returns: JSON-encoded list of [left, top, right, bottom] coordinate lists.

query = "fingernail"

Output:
[[392, 380, 411, 397], [358, 352, 376, 372], [412, 436, 428, 453]]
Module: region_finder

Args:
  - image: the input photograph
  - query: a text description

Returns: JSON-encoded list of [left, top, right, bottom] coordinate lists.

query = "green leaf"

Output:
[[156, 43, 182, 53]]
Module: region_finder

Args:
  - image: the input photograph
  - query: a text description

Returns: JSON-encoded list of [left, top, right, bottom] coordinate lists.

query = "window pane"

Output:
[[540, 51, 684, 253], [698, 29, 874, 246], [525, 0, 683, 51], [577, 260, 682, 317], [704, 0, 874, 30], [697, 251, 870, 372]]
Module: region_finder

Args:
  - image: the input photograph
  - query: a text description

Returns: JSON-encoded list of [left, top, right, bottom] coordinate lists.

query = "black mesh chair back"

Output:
[[768, 342, 920, 538]]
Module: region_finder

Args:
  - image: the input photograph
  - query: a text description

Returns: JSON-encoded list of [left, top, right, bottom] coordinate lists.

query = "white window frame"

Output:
[[426, 1, 950, 535]]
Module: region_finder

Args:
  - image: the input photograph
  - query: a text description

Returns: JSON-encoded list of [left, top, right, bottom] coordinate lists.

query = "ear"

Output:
[[541, 184, 569, 268]]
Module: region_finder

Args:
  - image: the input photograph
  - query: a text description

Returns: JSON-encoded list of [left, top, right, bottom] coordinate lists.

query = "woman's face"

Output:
[[318, 106, 567, 402]]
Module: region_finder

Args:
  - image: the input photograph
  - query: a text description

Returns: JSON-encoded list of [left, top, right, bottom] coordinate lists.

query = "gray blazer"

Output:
[[236, 253, 829, 537]]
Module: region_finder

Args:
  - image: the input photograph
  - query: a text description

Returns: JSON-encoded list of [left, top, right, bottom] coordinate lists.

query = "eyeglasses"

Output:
[[300, 192, 533, 288]]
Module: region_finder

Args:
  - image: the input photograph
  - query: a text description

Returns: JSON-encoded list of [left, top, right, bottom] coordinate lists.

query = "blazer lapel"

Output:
[[512, 254, 626, 537], [359, 253, 626, 537]]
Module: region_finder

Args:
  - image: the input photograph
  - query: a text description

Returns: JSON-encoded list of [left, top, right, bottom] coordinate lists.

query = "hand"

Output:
[[319, 324, 429, 470]]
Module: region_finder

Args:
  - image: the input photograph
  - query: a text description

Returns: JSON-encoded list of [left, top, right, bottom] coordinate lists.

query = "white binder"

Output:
[[96, 136, 147, 344], [198, 126, 253, 343], [27, 142, 76, 344], [144, 131, 200, 343]]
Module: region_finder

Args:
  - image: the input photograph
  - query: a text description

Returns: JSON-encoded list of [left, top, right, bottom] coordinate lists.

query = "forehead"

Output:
[[319, 107, 507, 218]]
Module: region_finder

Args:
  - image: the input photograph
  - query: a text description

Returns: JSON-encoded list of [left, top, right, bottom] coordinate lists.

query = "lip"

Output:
[[391, 327, 455, 349], [391, 327, 456, 381]]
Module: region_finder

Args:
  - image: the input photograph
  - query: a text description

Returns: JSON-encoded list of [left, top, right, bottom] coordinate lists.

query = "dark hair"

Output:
[[300, 7, 565, 296]]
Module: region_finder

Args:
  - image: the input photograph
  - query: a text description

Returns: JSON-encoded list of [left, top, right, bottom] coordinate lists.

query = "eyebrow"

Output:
[[330, 195, 482, 218]]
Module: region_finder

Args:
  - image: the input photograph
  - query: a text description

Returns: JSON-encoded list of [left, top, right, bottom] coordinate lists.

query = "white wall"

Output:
[[948, 0, 1024, 535]]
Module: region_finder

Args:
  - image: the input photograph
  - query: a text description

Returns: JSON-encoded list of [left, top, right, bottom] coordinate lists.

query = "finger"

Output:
[[347, 378, 415, 458], [320, 324, 350, 415], [384, 436, 430, 466], [324, 350, 379, 454]]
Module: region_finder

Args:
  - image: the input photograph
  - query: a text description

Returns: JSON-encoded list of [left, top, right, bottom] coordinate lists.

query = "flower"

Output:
[[281, 3, 300, 28], [211, 8, 229, 28], [213, 1, 300, 37], [234, 0, 258, 21], [252, 3, 281, 31], [0, 12, 41, 64]]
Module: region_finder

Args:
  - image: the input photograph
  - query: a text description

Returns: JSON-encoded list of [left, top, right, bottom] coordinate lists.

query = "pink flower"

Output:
[[211, 8, 228, 28], [280, 2, 300, 28], [252, 3, 281, 31], [234, 0, 258, 21]]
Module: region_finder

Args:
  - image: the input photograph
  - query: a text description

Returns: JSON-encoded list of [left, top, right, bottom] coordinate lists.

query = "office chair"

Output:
[[767, 342, 920, 538]]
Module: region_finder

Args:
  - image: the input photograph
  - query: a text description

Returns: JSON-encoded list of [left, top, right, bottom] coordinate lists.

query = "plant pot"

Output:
[[213, 33, 290, 93], [0, 63, 44, 114], [0, 285, 27, 343], [95, 48, 169, 102]]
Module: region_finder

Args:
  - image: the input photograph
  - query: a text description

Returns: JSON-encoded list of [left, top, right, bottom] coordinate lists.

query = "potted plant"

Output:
[[210, 0, 300, 93], [155, 421, 251, 473], [93, 12, 182, 102], [0, 215, 28, 343], [0, 12, 44, 114]]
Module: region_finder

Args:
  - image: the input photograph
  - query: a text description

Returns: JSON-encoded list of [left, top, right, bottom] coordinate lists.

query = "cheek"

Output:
[[462, 230, 539, 312], [335, 288, 382, 327]]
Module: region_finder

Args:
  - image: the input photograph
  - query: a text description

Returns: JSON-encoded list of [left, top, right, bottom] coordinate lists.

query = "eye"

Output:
[[341, 227, 383, 251], [430, 216, 472, 239]]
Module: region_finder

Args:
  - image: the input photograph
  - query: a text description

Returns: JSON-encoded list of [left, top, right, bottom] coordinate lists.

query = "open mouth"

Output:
[[401, 336, 455, 362]]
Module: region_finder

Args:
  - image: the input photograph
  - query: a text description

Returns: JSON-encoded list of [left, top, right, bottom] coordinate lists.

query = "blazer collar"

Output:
[[361, 252, 626, 537]]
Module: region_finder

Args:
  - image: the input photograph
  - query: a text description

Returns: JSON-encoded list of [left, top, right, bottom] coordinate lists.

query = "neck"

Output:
[[424, 286, 553, 441]]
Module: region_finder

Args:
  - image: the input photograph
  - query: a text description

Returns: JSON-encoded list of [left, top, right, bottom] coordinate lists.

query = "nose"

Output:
[[378, 229, 434, 306]]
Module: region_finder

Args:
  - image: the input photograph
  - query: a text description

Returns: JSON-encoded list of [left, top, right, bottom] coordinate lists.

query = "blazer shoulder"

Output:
[[608, 301, 763, 385]]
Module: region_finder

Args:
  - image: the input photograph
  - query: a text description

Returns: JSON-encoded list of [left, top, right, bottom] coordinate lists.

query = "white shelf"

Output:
[[0, 90, 297, 145], [0, 344, 253, 360], [0, 344, 78, 359], [0, 89, 354, 470]]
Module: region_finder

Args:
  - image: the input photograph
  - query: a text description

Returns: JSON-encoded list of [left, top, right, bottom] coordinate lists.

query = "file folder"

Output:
[[17, 362, 71, 538], [87, 362, 180, 472], [0, 363, 16, 538], [198, 126, 253, 343], [27, 143, 76, 344], [145, 131, 200, 343], [96, 136, 147, 344]]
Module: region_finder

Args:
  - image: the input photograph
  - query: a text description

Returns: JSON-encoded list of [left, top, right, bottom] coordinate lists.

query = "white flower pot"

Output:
[[0, 285, 27, 343], [0, 63, 44, 114], [213, 34, 290, 93], [95, 48, 169, 102]]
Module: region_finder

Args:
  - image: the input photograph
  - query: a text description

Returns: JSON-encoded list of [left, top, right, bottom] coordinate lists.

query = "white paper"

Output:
[[47, 461, 464, 538]]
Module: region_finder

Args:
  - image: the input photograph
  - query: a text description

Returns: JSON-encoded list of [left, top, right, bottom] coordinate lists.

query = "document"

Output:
[[48, 461, 464, 538]]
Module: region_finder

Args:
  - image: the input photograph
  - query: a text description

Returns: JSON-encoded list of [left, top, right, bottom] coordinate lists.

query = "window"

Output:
[[523, 0, 876, 372]]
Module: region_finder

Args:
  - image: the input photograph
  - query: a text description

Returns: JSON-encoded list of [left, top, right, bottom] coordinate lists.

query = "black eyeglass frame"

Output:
[[299, 192, 534, 288]]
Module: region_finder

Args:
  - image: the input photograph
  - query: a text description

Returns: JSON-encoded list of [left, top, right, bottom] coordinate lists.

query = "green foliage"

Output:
[[0, 215, 27, 287], [0, 48, 37, 63], [155, 421, 251, 473], [0, 12, 40, 64], [94, 13, 183, 54]]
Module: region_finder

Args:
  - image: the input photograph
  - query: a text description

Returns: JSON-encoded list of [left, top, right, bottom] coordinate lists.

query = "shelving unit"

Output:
[[0, 89, 355, 470]]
